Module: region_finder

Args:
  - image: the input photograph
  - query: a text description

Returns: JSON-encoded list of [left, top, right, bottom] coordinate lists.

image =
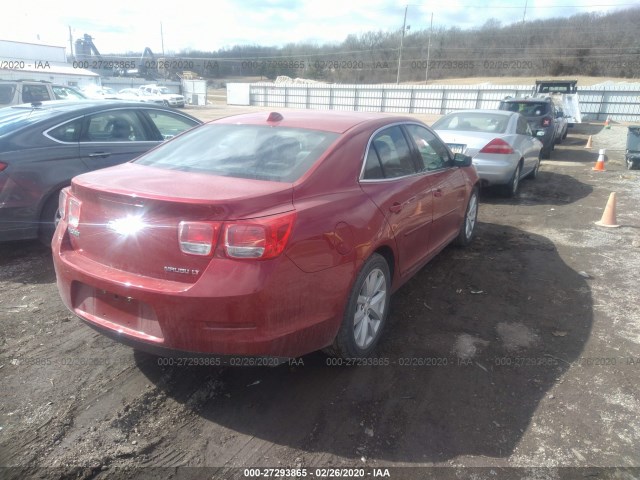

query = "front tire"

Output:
[[454, 187, 478, 247], [326, 254, 391, 359]]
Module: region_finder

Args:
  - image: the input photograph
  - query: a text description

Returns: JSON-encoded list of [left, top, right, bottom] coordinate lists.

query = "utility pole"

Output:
[[396, 5, 408, 85], [160, 22, 165, 56], [68, 26, 74, 61], [425, 12, 433, 84], [522, 0, 528, 23]]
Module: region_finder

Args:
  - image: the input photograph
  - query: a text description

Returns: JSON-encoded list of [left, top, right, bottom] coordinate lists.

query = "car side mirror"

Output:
[[453, 153, 472, 167]]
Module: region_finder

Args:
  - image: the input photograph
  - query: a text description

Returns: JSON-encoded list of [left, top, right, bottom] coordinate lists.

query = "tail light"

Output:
[[542, 117, 551, 127], [0, 163, 7, 191], [58, 188, 69, 221], [179, 221, 220, 256], [479, 138, 514, 155], [68, 197, 82, 228], [178, 212, 296, 259], [224, 211, 296, 259]]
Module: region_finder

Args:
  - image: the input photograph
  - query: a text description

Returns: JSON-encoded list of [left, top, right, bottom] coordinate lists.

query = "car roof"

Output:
[[212, 110, 420, 134], [5, 99, 171, 112], [0, 100, 202, 127], [502, 98, 550, 104], [442, 109, 515, 117]]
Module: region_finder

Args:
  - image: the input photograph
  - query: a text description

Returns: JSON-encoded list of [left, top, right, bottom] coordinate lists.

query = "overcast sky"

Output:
[[4, 0, 634, 55]]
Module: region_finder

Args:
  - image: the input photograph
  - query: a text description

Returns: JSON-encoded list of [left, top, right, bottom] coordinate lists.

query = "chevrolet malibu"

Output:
[[53, 111, 480, 359]]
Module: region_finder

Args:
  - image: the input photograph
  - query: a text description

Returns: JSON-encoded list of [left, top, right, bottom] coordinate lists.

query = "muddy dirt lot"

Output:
[[1, 111, 639, 480]]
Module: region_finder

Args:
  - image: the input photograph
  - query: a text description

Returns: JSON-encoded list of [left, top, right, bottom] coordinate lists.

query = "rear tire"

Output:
[[526, 156, 541, 179], [325, 253, 391, 359], [38, 194, 60, 247], [502, 163, 522, 198]]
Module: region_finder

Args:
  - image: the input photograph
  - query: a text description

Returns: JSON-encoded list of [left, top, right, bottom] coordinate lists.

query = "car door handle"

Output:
[[389, 202, 403, 213], [434, 189, 443, 198], [88, 152, 111, 158]]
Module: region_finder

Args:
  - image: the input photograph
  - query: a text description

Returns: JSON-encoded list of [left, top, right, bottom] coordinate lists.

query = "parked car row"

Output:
[[81, 84, 186, 107], [1, 97, 550, 362], [0, 79, 87, 106], [0, 80, 187, 108]]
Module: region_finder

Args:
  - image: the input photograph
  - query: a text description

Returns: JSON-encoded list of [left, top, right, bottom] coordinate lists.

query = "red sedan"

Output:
[[53, 111, 480, 359]]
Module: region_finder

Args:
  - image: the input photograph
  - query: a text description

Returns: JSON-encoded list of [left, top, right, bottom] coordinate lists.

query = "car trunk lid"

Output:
[[435, 131, 513, 157], [68, 163, 294, 282]]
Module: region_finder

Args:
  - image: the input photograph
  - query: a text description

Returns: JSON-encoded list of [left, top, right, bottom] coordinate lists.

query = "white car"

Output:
[[432, 110, 543, 197], [81, 85, 118, 99], [139, 85, 185, 107], [116, 88, 164, 105]]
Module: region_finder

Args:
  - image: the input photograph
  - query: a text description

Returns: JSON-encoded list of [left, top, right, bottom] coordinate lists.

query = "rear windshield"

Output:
[[501, 102, 550, 117], [432, 112, 509, 134], [0, 107, 56, 137], [135, 124, 339, 182]]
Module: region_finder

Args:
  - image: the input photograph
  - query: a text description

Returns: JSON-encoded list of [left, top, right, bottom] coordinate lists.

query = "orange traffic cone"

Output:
[[595, 192, 620, 228], [592, 149, 606, 171], [584, 135, 593, 149], [604, 116, 611, 129]]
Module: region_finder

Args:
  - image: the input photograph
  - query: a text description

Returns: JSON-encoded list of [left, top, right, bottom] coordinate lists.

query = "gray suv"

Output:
[[498, 98, 565, 159]]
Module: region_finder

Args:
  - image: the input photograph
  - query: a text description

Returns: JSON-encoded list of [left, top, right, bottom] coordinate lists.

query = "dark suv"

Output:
[[498, 98, 560, 159]]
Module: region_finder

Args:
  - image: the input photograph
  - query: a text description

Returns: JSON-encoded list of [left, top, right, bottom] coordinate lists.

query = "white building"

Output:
[[0, 39, 100, 89]]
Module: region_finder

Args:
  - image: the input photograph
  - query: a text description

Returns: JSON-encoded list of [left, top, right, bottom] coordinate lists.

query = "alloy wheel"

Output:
[[353, 268, 387, 349]]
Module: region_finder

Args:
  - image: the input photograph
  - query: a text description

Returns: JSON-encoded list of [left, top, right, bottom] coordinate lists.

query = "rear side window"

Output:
[[135, 124, 339, 183], [47, 118, 83, 142], [22, 84, 52, 103], [0, 84, 16, 105], [83, 111, 150, 142], [363, 126, 416, 180]]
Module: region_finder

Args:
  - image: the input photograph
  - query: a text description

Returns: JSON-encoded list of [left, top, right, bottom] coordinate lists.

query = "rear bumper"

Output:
[[0, 209, 38, 242], [535, 128, 554, 148], [52, 223, 352, 357], [471, 155, 519, 186], [166, 98, 185, 107]]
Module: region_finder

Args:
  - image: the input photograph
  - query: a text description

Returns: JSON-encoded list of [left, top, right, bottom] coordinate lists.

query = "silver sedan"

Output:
[[432, 110, 543, 197]]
